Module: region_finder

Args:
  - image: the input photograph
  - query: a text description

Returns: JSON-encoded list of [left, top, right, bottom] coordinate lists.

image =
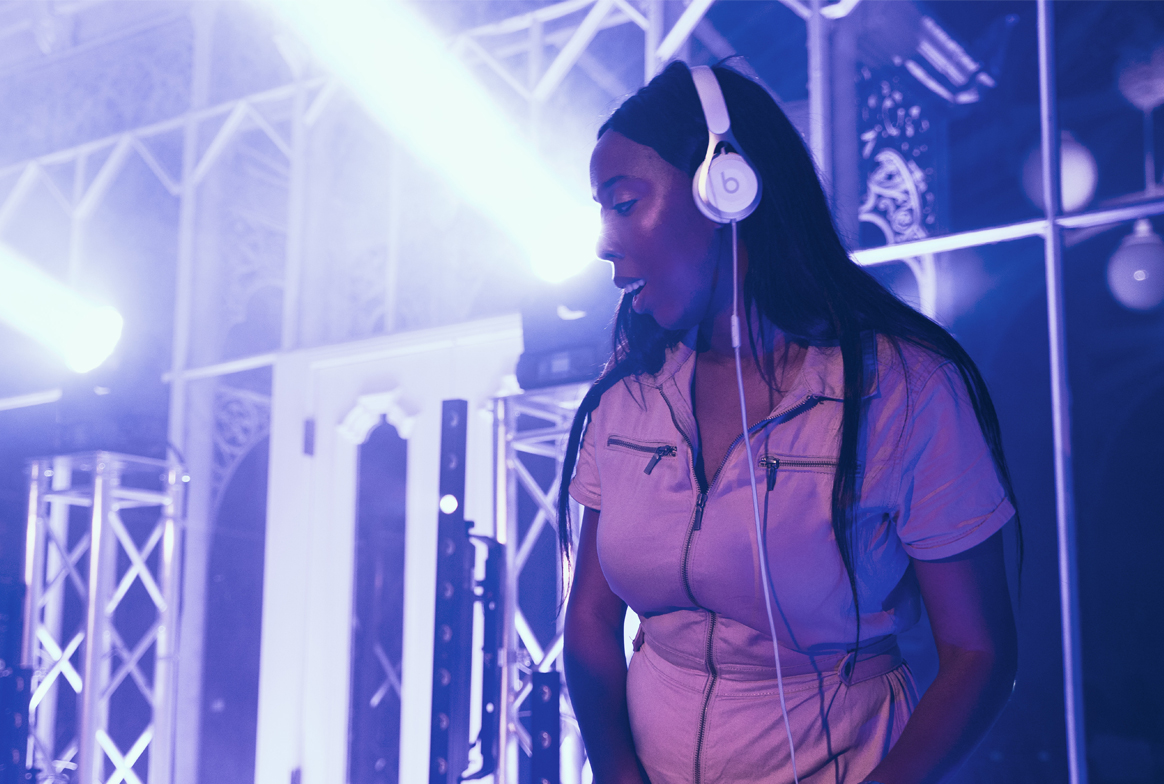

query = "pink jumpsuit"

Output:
[[570, 336, 1014, 784]]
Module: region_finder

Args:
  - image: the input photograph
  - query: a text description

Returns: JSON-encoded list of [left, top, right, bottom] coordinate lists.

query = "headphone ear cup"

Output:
[[692, 152, 761, 223], [708, 152, 760, 220]]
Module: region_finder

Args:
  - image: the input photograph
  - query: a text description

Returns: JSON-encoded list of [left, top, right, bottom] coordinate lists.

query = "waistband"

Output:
[[642, 628, 903, 687]]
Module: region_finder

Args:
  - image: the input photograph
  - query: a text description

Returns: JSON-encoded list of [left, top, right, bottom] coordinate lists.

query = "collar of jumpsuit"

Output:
[[650, 328, 883, 445]]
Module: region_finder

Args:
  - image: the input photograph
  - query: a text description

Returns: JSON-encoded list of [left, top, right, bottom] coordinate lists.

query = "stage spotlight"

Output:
[[1107, 219, 1164, 312], [268, 0, 596, 284], [1022, 131, 1098, 213], [0, 243, 123, 373]]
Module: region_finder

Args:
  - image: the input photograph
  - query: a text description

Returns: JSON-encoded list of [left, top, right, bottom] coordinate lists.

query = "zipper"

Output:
[[605, 436, 677, 475], [681, 493, 708, 604], [657, 387, 702, 489], [705, 394, 823, 492], [657, 389, 821, 783], [657, 389, 823, 604], [692, 611, 718, 784], [692, 491, 708, 531], [760, 455, 780, 492], [658, 390, 713, 784], [658, 387, 707, 603], [758, 455, 839, 492]]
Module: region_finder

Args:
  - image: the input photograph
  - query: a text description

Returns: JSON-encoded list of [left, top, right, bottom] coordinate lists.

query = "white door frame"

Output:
[[254, 314, 522, 784]]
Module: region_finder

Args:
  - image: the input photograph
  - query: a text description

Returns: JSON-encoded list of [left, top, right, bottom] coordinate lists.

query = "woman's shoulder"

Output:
[[800, 332, 952, 401], [873, 334, 957, 396], [589, 366, 665, 424]]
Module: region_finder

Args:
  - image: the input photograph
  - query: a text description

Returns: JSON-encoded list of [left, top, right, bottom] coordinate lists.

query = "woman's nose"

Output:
[[596, 228, 623, 262]]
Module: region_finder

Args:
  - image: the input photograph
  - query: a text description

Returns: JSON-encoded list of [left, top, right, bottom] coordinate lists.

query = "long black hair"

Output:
[[557, 61, 1019, 625]]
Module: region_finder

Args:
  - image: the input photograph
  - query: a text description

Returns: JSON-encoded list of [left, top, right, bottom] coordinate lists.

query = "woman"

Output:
[[559, 61, 1019, 784]]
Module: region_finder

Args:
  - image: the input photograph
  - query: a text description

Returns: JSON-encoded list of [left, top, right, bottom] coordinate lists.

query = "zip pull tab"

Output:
[[759, 456, 779, 492], [644, 445, 675, 475], [692, 492, 708, 530]]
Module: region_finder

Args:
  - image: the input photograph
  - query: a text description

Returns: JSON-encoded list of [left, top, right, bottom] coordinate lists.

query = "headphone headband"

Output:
[[691, 66, 731, 135]]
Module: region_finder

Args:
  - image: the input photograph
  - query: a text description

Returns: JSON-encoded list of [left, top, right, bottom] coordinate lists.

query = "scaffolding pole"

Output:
[[1036, 2, 1088, 783]]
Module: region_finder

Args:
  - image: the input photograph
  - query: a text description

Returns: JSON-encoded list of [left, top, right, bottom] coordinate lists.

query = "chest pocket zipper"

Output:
[[607, 436, 678, 475], [758, 455, 840, 491]]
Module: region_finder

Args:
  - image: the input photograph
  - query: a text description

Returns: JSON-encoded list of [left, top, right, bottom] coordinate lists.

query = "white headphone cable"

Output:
[[729, 219, 800, 783]]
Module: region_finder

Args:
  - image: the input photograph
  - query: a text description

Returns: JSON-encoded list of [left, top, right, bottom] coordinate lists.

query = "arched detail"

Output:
[[902, 254, 938, 319], [338, 388, 418, 444], [211, 385, 272, 520]]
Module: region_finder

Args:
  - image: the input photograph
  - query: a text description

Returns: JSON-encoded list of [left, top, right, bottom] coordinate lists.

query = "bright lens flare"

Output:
[[0, 243, 123, 373], [270, 0, 597, 284]]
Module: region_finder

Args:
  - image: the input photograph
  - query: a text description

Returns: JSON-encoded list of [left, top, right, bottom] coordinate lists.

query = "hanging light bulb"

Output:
[[1116, 44, 1164, 193], [1107, 219, 1164, 312], [1022, 130, 1099, 213]]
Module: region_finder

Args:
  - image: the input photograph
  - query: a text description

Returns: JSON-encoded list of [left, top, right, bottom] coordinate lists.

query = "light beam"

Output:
[[0, 243, 123, 373], [269, 0, 597, 284]]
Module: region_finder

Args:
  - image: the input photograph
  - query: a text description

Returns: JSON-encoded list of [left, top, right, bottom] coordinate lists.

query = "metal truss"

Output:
[[1, 74, 302, 194], [0, 74, 328, 277], [452, 0, 727, 111], [20, 453, 186, 784], [494, 383, 588, 784]]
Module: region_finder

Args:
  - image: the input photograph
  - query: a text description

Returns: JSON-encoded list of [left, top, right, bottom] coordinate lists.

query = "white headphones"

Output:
[[691, 64, 801, 782], [690, 65, 762, 224]]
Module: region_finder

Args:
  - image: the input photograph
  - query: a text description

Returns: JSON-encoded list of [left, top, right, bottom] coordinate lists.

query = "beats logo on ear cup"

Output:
[[703, 152, 759, 215]]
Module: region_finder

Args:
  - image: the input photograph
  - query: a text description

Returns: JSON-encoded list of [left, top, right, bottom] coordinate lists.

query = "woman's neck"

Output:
[[694, 304, 801, 378], [695, 300, 739, 359]]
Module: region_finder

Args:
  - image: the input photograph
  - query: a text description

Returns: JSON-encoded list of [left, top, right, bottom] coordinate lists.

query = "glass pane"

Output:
[[348, 419, 408, 784], [1052, 3, 1163, 206], [198, 367, 273, 784], [1065, 218, 1164, 782]]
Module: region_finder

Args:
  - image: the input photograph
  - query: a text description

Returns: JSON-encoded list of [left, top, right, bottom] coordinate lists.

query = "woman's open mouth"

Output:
[[623, 278, 645, 311]]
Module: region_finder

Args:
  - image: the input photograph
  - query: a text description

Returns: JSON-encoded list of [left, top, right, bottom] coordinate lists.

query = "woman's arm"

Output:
[[862, 528, 1018, 784], [563, 507, 649, 784]]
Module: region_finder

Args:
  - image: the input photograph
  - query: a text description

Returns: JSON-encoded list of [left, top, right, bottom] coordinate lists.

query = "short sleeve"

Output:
[[569, 416, 602, 511], [895, 362, 1014, 560]]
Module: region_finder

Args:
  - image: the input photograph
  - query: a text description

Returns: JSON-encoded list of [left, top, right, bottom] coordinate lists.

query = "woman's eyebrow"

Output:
[[598, 175, 627, 193], [593, 174, 628, 202]]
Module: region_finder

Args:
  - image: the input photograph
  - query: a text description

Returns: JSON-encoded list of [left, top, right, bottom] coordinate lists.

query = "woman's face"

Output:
[[590, 130, 726, 331]]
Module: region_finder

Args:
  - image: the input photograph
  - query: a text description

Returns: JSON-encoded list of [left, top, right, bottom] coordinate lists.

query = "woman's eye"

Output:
[[613, 199, 637, 215]]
